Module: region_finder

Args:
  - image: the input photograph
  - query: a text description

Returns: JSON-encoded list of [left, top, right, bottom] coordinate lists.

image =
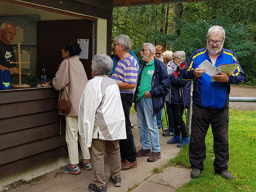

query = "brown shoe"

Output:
[[147, 152, 161, 162], [122, 160, 137, 170], [121, 158, 126, 164], [136, 149, 151, 157]]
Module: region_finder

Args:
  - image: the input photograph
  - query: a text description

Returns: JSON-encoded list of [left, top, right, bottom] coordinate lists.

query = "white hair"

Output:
[[0, 21, 15, 31], [143, 43, 155, 55], [91, 54, 113, 76], [162, 51, 173, 63], [206, 25, 226, 39], [173, 51, 186, 62], [114, 34, 132, 52]]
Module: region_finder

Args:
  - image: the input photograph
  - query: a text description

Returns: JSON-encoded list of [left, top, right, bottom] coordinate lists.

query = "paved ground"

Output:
[[6, 118, 191, 192]]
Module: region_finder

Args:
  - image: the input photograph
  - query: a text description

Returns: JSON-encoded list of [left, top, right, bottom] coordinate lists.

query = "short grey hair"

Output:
[[206, 25, 226, 39], [173, 51, 186, 62], [114, 34, 132, 52], [143, 43, 155, 55], [0, 21, 15, 31], [91, 54, 113, 76], [162, 51, 173, 63]]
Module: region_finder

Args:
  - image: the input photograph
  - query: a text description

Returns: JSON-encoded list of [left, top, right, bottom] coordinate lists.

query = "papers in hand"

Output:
[[198, 60, 221, 76], [218, 63, 238, 74], [199, 60, 238, 76]]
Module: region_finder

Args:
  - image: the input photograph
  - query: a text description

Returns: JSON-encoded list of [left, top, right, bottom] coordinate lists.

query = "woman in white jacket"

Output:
[[78, 54, 126, 192]]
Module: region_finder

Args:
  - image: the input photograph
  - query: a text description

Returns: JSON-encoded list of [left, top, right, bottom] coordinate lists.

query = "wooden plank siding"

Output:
[[0, 88, 68, 179]]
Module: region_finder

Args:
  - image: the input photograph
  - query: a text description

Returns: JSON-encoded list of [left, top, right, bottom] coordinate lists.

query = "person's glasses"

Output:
[[141, 49, 149, 52], [155, 53, 162, 55], [208, 40, 223, 45], [113, 43, 120, 46]]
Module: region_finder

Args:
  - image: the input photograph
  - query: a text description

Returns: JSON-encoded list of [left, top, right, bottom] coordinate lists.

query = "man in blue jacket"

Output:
[[134, 43, 170, 162], [181, 25, 245, 179]]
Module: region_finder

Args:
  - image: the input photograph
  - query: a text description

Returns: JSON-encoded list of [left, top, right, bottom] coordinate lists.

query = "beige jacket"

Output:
[[53, 56, 88, 116]]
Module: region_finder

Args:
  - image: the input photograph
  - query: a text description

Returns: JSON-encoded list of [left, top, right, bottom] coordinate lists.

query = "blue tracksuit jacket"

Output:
[[181, 48, 246, 109]]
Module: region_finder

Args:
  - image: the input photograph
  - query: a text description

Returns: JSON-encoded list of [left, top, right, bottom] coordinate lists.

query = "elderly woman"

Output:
[[78, 54, 126, 192], [167, 51, 191, 148], [163, 51, 176, 75], [162, 51, 176, 137], [53, 40, 91, 175]]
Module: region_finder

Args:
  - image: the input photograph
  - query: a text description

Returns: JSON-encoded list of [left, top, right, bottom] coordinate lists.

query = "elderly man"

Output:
[[181, 25, 245, 179], [134, 43, 170, 162], [79, 54, 126, 192], [110, 34, 139, 170], [0, 21, 19, 74]]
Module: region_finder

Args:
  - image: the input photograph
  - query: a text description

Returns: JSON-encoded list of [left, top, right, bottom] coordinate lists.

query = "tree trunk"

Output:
[[163, 4, 169, 50], [174, 3, 183, 36]]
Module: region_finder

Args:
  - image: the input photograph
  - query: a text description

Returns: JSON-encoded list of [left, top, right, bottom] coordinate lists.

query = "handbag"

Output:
[[58, 98, 71, 114], [58, 60, 71, 114]]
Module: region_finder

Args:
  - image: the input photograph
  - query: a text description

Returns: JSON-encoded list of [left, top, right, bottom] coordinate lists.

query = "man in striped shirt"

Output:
[[110, 34, 139, 170]]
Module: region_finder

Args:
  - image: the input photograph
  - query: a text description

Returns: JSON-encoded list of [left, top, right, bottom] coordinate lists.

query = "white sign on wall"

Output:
[[77, 39, 89, 59]]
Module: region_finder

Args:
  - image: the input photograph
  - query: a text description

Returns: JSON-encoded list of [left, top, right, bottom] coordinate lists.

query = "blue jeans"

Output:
[[166, 101, 175, 132], [156, 109, 163, 124], [136, 96, 161, 153]]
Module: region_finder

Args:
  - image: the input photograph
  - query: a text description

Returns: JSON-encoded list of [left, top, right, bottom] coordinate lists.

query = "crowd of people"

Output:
[[51, 25, 245, 192], [0, 20, 246, 192]]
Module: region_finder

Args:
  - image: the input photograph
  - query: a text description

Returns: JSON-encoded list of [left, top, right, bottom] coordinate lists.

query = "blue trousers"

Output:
[[136, 96, 161, 153]]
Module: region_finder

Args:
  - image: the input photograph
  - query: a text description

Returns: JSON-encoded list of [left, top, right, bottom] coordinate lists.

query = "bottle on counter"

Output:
[[41, 65, 47, 83]]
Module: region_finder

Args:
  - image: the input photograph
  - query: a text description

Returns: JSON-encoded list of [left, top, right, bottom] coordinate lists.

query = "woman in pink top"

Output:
[[53, 40, 91, 175]]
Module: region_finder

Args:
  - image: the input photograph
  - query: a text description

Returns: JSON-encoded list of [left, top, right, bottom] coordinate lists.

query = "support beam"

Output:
[[114, 0, 218, 7], [124, 0, 132, 6], [154, 0, 162, 5]]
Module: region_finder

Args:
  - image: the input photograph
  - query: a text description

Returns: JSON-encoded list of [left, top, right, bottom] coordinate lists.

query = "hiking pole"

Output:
[[162, 105, 169, 136]]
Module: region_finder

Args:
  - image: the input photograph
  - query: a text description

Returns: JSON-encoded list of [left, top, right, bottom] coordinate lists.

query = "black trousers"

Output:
[[189, 104, 229, 172], [171, 104, 188, 138], [119, 93, 136, 163]]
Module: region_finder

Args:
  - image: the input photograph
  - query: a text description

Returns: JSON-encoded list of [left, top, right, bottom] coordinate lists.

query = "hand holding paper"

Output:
[[193, 68, 206, 77], [198, 60, 221, 76], [211, 72, 229, 83]]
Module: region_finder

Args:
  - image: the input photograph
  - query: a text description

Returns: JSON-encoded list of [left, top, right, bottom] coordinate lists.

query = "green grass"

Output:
[[169, 109, 256, 192]]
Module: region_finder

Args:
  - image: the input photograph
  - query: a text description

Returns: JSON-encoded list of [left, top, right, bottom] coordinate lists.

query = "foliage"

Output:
[[112, 0, 256, 84], [170, 109, 256, 191]]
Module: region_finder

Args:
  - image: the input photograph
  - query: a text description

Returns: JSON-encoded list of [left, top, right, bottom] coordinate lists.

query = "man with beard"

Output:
[[181, 25, 245, 179], [134, 43, 169, 162]]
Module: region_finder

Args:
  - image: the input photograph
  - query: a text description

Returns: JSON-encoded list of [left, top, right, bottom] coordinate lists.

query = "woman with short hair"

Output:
[[53, 40, 91, 175], [167, 51, 191, 148], [78, 54, 126, 192]]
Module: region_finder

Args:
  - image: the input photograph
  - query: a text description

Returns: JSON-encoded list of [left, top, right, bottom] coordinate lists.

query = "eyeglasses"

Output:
[[141, 49, 149, 52], [207, 40, 223, 45], [155, 53, 162, 55], [113, 43, 120, 46]]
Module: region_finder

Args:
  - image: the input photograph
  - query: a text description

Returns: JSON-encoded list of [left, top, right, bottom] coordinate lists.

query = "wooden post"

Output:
[[10, 43, 30, 88], [18, 43, 22, 85]]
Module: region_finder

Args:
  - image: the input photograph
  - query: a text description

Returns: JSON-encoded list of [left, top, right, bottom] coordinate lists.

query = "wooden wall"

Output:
[[0, 88, 67, 179], [37, 19, 94, 80]]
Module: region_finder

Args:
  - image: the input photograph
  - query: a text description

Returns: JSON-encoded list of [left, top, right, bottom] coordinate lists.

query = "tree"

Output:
[[112, 1, 256, 84]]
